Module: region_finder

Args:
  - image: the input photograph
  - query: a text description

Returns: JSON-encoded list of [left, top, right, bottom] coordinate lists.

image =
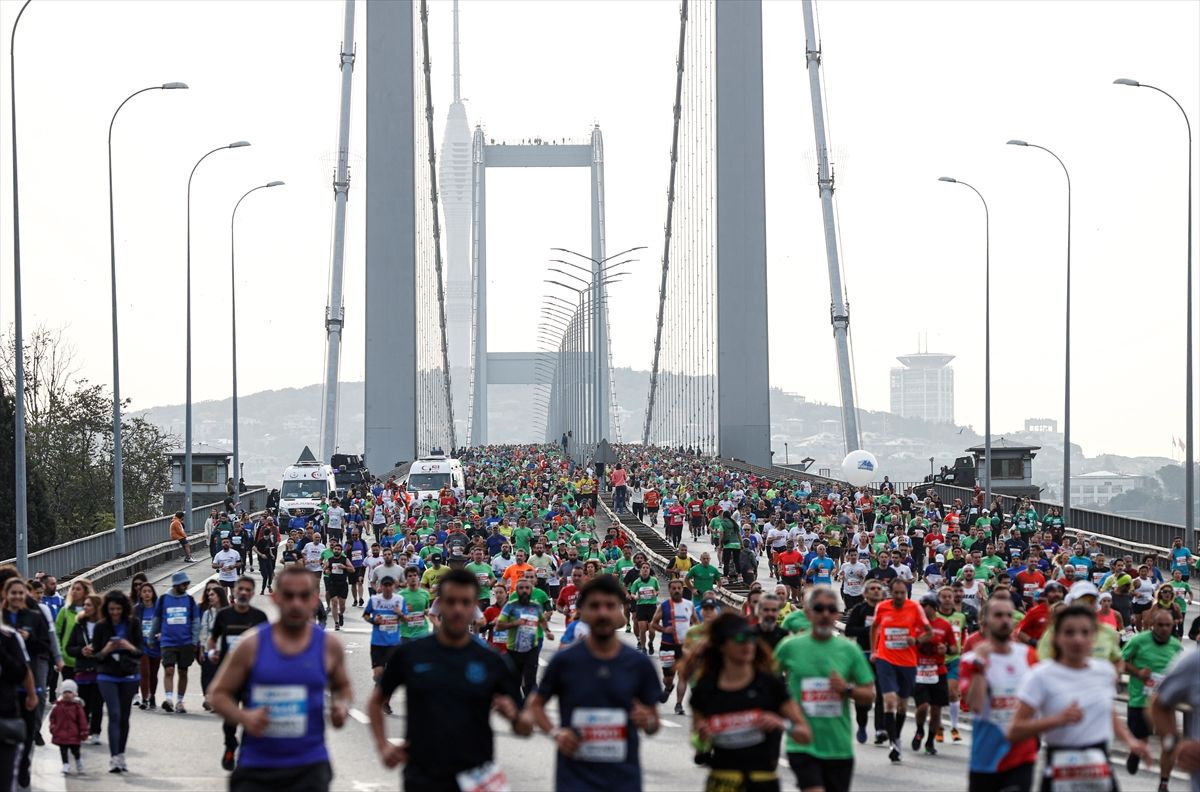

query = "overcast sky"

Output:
[[1, 0, 1197, 460]]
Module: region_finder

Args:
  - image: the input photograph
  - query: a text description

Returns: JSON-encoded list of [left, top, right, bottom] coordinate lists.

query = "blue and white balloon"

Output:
[[841, 450, 879, 488]]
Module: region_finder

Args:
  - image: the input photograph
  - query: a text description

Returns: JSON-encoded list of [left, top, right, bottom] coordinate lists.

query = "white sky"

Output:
[[1, 0, 1197, 460]]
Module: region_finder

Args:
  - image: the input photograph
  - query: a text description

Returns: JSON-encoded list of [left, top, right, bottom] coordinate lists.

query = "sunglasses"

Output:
[[809, 604, 838, 615], [728, 631, 755, 644]]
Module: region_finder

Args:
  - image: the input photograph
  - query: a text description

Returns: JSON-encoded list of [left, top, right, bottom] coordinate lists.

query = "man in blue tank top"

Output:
[[369, 567, 531, 790], [208, 566, 352, 792]]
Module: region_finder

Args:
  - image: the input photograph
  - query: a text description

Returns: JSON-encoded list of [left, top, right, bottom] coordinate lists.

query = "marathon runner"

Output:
[[207, 576, 268, 772], [647, 579, 697, 704], [870, 577, 933, 763]]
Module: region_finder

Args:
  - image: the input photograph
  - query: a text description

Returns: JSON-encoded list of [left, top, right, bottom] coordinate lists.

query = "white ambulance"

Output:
[[403, 452, 465, 506], [279, 446, 338, 517]]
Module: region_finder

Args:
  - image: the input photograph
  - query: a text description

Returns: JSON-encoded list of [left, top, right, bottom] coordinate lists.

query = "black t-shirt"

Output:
[[943, 559, 966, 579], [688, 670, 789, 770], [378, 634, 519, 785], [753, 625, 788, 650], [255, 536, 276, 564], [211, 606, 268, 660], [865, 566, 897, 583]]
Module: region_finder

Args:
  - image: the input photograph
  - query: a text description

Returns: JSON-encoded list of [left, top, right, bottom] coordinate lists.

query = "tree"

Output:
[[0, 381, 57, 555], [2, 325, 175, 550]]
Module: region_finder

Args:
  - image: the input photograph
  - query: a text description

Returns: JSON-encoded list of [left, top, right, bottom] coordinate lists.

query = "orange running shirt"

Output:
[[872, 599, 929, 667]]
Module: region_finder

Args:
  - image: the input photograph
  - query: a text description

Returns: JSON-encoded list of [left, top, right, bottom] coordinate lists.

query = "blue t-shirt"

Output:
[[1170, 546, 1194, 574], [806, 557, 835, 584], [363, 594, 402, 647], [154, 592, 199, 648], [536, 642, 662, 792]]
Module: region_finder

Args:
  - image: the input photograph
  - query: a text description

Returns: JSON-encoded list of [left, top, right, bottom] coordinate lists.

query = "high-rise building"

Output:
[[439, 0, 472, 408], [890, 351, 954, 423]]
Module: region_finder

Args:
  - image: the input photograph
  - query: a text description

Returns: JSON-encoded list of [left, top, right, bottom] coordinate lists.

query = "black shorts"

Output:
[[1131, 601, 1152, 615], [1126, 706, 1149, 740], [161, 644, 196, 669], [690, 516, 704, 528], [914, 673, 950, 707], [370, 644, 398, 669], [787, 752, 853, 792], [351, 567, 365, 583], [660, 642, 683, 673], [231, 761, 332, 792], [635, 604, 657, 623], [781, 576, 803, 589], [968, 764, 1035, 792], [326, 576, 349, 598]]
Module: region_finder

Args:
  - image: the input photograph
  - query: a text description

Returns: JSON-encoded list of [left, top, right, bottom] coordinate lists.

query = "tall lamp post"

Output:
[[1114, 78, 1194, 549], [108, 82, 188, 555], [184, 142, 250, 536], [939, 177, 992, 511], [1007, 140, 1072, 529], [230, 180, 284, 492], [8, 0, 32, 574]]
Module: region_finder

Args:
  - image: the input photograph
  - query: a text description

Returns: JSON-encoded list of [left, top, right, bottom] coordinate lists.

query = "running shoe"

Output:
[[222, 749, 236, 771], [889, 746, 901, 763], [951, 728, 962, 742], [176, 702, 188, 714], [161, 700, 174, 713], [658, 683, 674, 704], [674, 703, 685, 715], [1127, 754, 1140, 775], [911, 731, 924, 752], [874, 730, 889, 745], [934, 727, 944, 743], [856, 726, 867, 744]]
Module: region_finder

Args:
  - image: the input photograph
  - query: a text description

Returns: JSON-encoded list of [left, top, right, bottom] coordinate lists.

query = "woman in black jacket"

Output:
[[90, 591, 143, 773], [2, 577, 50, 788], [65, 595, 104, 744]]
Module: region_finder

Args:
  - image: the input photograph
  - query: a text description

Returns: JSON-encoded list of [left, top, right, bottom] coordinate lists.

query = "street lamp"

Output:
[[1007, 139, 1073, 528], [230, 180, 284, 491], [1114, 78, 1194, 548], [8, 0, 32, 574], [939, 176, 992, 511], [184, 141, 250, 536], [108, 81, 188, 555]]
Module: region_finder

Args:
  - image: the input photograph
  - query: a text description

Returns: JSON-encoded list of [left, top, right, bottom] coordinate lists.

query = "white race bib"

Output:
[[1050, 748, 1111, 792], [251, 684, 307, 738], [916, 663, 939, 684], [800, 677, 842, 718], [707, 709, 766, 749], [571, 708, 627, 762], [885, 627, 909, 650], [658, 649, 676, 669], [166, 606, 188, 626]]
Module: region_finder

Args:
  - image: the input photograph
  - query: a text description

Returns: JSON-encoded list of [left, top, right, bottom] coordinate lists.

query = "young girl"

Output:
[[133, 582, 161, 710], [49, 679, 88, 775]]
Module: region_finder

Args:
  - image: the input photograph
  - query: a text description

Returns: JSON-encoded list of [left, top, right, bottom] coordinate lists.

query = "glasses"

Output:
[[809, 604, 838, 615], [728, 631, 754, 644]]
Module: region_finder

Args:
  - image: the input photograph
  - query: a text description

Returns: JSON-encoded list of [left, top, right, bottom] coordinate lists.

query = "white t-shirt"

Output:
[[369, 562, 404, 588], [1017, 657, 1116, 747], [766, 527, 789, 550], [213, 549, 242, 582], [891, 563, 915, 584], [326, 507, 345, 531], [363, 554, 385, 579], [1132, 577, 1156, 606], [304, 542, 327, 572], [492, 555, 516, 577], [839, 562, 869, 596]]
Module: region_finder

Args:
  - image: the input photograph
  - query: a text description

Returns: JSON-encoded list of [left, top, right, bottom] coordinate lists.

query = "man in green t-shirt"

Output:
[[1121, 609, 1183, 778], [465, 547, 496, 608], [398, 567, 432, 641], [685, 552, 721, 604], [774, 588, 875, 790], [628, 563, 661, 653]]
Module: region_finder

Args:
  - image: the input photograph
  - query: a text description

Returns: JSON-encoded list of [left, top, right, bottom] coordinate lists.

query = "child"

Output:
[[49, 679, 88, 775]]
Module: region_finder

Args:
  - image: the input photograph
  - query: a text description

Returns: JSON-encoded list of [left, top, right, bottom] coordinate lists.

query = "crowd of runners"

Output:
[[1, 443, 1198, 792]]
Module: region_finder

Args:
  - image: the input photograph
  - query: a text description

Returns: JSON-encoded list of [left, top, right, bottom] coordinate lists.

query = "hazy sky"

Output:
[[1, 0, 1197, 460]]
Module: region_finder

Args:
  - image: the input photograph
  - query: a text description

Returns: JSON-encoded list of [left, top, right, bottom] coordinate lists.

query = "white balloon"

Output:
[[841, 450, 879, 487]]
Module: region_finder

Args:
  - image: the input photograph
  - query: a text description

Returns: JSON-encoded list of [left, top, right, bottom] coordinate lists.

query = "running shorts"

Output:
[[873, 659, 917, 699]]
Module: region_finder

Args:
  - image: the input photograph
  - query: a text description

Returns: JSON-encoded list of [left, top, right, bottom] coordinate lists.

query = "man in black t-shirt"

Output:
[[254, 531, 278, 594], [208, 576, 268, 771], [368, 569, 529, 789]]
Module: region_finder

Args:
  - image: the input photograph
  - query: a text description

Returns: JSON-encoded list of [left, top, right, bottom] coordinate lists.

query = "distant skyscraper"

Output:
[[440, 0, 472, 394], [890, 351, 954, 423]]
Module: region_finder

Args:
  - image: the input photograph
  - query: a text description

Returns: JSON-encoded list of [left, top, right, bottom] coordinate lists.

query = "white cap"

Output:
[[1065, 580, 1100, 603], [934, 554, 945, 563]]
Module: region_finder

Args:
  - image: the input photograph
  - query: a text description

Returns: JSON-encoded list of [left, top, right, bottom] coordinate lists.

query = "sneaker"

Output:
[[109, 757, 121, 774], [62, 763, 71, 776], [911, 731, 924, 752], [674, 702, 685, 716], [856, 726, 867, 744], [139, 699, 148, 710], [117, 754, 127, 772], [203, 700, 213, 712], [335, 622, 341, 631], [221, 749, 236, 771], [89, 734, 101, 745], [889, 746, 901, 763], [148, 696, 156, 710], [1127, 754, 1141, 775], [658, 683, 674, 704], [132, 694, 142, 707], [647, 643, 655, 654], [951, 728, 962, 743], [874, 730, 889, 745], [161, 700, 174, 713], [176, 702, 187, 714], [1158, 780, 1170, 792], [75, 760, 84, 774], [383, 702, 393, 715], [925, 743, 938, 756], [934, 727, 944, 743]]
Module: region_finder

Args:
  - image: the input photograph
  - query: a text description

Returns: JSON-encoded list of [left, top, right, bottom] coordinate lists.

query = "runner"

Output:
[[843, 579, 887, 746], [322, 542, 354, 630], [912, 593, 957, 756], [1009, 604, 1152, 792], [152, 571, 200, 715], [1148, 645, 1200, 792], [213, 538, 242, 592], [775, 587, 876, 792], [346, 529, 370, 607], [870, 577, 933, 762], [837, 548, 869, 611], [776, 540, 805, 605], [689, 612, 811, 792], [523, 574, 662, 792], [208, 567, 351, 792], [497, 577, 554, 704], [1121, 608, 1182, 788], [398, 567, 432, 649], [647, 579, 697, 704], [628, 562, 661, 654], [208, 576, 269, 771]]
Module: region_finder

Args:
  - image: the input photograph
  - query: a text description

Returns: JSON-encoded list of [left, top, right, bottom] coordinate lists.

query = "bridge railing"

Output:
[[721, 459, 1185, 552], [3, 488, 268, 579]]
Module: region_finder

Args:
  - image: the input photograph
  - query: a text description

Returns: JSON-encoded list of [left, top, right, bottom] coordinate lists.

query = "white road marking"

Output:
[[188, 574, 217, 596], [349, 707, 370, 724], [658, 719, 681, 728]]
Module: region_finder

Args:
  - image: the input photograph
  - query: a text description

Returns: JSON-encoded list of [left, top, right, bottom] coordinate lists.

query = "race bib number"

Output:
[[476, 573, 491, 588], [864, 615, 874, 628], [351, 551, 363, 561], [514, 615, 539, 652], [638, 586, 656, 600], [658, 649, 676, 669], [1145, 672, 1164, 692], [571, 708, 628, 762], [331, 566, 344, 575], [885, 627, 909, 650], [783, 564, 798, 577], [141, 618, 154, 639], [251, 684, 307, 738], [378, 613, 399, 633], [1023, 583, 1039, 599], [225, 633, 243, 652], [988, 695, 1018, 729], [916, 664, 939, 684], [536, 567, 548, 579], [166, 606, 188, 626], [456, 761, 510, 792], [800, 677, 842, 718], [1050, 748, 1112, 792], [707, 709, 766, 749], [405, 610, 425, 626]]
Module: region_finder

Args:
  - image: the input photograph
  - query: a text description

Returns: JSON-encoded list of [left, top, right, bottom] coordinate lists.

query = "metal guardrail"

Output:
[[722, 459, 1188, 552], [3, 488, 268, 579]]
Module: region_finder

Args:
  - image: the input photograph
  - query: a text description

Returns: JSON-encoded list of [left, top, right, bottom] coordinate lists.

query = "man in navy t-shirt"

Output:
[[522, 575, 662, 791]]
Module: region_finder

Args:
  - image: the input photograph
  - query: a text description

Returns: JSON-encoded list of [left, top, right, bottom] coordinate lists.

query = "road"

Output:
[[29, 546, 1193, 791]]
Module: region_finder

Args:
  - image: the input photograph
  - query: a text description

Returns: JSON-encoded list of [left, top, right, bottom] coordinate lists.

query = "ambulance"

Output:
[[403, 451, 464, 507], [279, 446, 338, 517]]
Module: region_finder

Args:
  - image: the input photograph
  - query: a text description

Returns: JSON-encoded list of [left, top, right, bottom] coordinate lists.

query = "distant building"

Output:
[[890, 351, 954, 423], [967, 438, 1041, 499], [1024, 418, 1058, 433], [1070, 471, 1147, 508]]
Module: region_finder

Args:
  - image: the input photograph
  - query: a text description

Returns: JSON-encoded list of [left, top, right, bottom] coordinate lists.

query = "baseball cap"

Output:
[[935, 554, 946, 563], [700, 595, 720, 609], [1065, 580, 1100, 603]]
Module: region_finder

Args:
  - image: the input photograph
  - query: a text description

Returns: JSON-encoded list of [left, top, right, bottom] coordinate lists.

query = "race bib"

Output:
[[800, 677, 842, 718], [331, 566, 344, 575], [225, 633, 243, 652], [351, 551, 363, 562], [638, 586, 656, 600], [885, 627, 909, 650], [378, 613, 399, 633], [571, 708, 628, 762], [456, 761, 510, 792], [476, 573, 491, 588], [141, 618, 154, 639], [251, 684, 308, 738], [514, 615, 539, 652], [988, 694, 1018, 729], [783, 564, 798, 577], [916, 664, 939, 684], [658, 649, 676, 669], [1145, 672, 1164, 692], [1023, 583, 1039, 599], [1050, 748, 1111, 792], [166, 606, 188, 626], [536, 567, 548, 579], [864, 615, 874, 628], [707, 709, 766, 749], [405, 610, 425, 626]]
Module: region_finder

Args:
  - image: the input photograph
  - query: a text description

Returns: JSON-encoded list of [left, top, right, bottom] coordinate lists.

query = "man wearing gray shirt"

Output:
[[1152, 645, 1200, 792]]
